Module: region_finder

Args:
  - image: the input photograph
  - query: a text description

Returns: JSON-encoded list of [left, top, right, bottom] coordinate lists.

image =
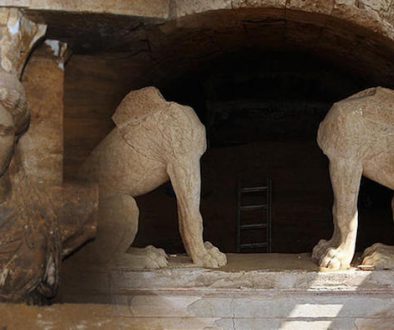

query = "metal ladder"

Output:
[[236, 178, 272, 253]]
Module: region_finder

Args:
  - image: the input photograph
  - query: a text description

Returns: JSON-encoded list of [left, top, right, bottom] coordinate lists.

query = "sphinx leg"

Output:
[[167, 157, 226, 268], [313, 157, 362, 269]]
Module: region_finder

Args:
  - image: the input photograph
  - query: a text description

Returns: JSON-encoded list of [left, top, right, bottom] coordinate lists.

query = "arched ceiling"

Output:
[[143, 8, 394, 87], [22, 0, 394, 87]]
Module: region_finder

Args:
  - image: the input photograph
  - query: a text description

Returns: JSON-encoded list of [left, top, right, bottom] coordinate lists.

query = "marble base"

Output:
[[24, 253, 390, 329]]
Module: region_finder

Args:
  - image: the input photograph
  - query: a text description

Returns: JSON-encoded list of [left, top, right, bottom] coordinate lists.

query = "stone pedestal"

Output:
[[42, 253, 394, 329]]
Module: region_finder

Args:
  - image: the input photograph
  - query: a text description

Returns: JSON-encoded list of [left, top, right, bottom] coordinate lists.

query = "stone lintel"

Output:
[[0, 0, 171, 19]]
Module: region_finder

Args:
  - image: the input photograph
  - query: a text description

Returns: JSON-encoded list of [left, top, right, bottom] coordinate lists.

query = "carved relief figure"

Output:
[[77, 86, 227, 269], [312, 87, 394, 270], [0, 9, 98, 303]]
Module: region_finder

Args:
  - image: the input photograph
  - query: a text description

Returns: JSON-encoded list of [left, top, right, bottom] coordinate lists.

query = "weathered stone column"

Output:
[[19, 40, 69, 185]]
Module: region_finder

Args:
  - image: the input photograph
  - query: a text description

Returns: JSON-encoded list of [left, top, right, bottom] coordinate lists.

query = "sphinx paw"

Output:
[[362, 244, 394, 270], [193, 242, 227, 268], [318, 246, 353, 270]]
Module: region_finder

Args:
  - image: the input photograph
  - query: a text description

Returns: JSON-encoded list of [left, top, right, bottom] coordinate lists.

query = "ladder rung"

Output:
[[240, 223, 267, 230], [240, 186, 268, 193], [240, 243, 268, 249], [240, 204, 267, 211]]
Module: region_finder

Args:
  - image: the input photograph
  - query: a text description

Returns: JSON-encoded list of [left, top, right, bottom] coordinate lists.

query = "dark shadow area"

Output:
[[133, 50, 394, 254]]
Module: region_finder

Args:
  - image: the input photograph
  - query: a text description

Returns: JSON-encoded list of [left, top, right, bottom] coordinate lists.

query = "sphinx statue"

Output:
[[312, 87, 394, 270], [76, 86, 227, 269]]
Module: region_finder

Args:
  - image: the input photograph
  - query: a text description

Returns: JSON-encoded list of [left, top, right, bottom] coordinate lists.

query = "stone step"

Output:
[[54, 253, 394, 329]]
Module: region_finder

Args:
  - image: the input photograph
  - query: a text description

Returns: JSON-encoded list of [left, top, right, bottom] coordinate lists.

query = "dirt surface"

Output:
[[0, 303, 151, 329]]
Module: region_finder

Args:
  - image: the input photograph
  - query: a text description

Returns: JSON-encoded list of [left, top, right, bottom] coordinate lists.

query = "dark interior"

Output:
[[135, 50, 394, 254]]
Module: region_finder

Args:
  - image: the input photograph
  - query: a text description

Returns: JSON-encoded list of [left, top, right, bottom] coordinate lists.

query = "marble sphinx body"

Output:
[[313, 87, 394, 270], [78, 86, 227, 269]]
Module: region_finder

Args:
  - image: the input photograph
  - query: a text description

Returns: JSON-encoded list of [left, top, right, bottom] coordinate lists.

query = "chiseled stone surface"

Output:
[[287, 0, 334, 15], [171, 0, 233, 17], [74, 86, 226, 269], [313, 87, 394, 270]]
